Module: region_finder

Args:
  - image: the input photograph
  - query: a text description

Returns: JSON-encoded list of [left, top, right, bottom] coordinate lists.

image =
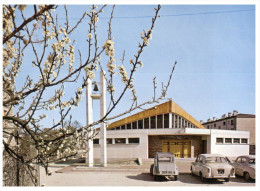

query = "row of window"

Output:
[[216, 138, 248, 144], [207, 119, 234, 129], [109, 113, 197, 131], [93, 137, 140, 145]]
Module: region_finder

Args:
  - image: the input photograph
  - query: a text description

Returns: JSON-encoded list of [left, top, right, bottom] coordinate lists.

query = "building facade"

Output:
[[92, 101, 250, 160], [202, 112, 255, 154]]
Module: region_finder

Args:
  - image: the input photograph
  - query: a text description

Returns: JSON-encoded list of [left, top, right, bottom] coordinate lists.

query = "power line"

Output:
[[15, 9, 254, 20], [101, 9, 255, 19]]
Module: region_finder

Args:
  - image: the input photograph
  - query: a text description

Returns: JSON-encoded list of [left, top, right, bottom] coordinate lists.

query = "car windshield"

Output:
[[249, 159, 255, 164], [158, 157, 174, 162], [206, 157, 227, 163]]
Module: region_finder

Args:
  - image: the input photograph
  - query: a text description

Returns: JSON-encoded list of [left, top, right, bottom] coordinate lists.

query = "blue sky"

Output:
[[14, 4, 255, 127]]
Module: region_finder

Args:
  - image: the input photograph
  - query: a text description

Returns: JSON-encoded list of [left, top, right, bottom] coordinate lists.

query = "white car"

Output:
[[150, 152, 179, 181], [191, 154, 235, 182], [232, 155, 255, 181]]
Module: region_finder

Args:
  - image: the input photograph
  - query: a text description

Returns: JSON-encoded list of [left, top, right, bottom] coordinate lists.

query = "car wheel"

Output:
[[224, 178, 229, 182], [244, 172, 250, 181], [191, 167, 195, 176], [200, 172, 206, 182], [154, 175, 159, 181], [150, 165, 154, 176]]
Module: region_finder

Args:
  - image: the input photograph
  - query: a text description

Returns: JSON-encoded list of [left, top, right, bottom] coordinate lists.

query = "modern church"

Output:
[[93, 100, 250, 161]]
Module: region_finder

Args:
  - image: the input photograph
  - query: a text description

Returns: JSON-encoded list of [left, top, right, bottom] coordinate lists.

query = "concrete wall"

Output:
[[94, 129, 148, 160], [93, 128, 250, 160], [209, 129, 250, 157], [236, 118, 255, 145]]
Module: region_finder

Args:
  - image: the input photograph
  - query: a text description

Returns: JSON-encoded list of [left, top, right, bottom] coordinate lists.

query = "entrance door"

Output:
[[162, 139, 191, 158]]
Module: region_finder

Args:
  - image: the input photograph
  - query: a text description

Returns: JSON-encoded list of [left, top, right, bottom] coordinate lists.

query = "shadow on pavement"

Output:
[[127, 173, 156, 182], [229, 176, 255, 184], [177, 174, 226, 185], [127, 173, 238, 185]]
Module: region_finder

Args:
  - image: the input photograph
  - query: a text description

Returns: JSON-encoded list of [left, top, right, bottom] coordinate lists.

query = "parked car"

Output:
[[232, 155, 255, 181], [150, 152, 179, 181], [191, 154, 235, 182]]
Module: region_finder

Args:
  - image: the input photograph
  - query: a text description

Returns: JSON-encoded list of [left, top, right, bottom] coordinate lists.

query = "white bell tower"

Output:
[[86, 71, 107, 167]]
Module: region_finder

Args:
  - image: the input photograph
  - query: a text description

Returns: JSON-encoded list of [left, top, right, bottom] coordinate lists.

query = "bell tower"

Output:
[[86, 71, 107, 167]]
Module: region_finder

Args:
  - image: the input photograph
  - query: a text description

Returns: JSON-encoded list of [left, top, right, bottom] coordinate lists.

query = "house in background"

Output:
[[202, 112, 255, 154]]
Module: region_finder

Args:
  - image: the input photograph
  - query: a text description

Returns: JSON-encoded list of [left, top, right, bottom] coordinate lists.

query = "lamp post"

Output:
[[86, 71, 107, 167]]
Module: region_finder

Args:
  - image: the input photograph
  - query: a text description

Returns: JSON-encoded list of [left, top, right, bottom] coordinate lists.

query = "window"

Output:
[[231, 120, 234, 126], [159, 157, 174, 162], [207, 125, 209, 129], [138, 120, 143, 129], [93, 139, 99, 144], [175, 115, 178, 128], [150, 116, 156, 129], [132, 121, 137, 129], [223, 121, 226, 125], [127, 123, 131, 129], [128, 138, 140, 144], [241, 139, 248, 144], [144, 118, 149, 129], [206, 157, 227, 163], [214, 124, 216, 128], [116, 126, 120, 130], [216, 138, 224, 143], [233, 138, 240, 144], [121, 125, 126, 130], [235, 157, 242, 163], [225, 138, 232, 144], [249, 159, 255, 164], [157, 115, 163, 129], [241, 158, 247, 163], [107, 138, 113, 144], [164, 114, 169, 128], [115, 138, 126, 144]]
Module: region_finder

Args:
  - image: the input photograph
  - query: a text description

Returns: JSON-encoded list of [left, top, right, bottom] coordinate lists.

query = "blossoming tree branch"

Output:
[[2, 4, 177, 185]]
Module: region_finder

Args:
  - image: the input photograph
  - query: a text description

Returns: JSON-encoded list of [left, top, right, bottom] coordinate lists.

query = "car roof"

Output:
[[238, 155, 255, 159], [199, 154, 225, 157], [156, 152, 174, 157]]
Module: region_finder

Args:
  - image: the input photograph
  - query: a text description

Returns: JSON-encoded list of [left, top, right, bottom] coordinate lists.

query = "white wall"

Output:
[[94, 130, 148, 160], [93, 128, 250, 160], [209, 129, 250, 157]]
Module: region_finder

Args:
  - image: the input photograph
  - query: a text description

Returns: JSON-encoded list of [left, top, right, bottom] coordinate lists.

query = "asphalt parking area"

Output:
[[41, 167, 255, 186]]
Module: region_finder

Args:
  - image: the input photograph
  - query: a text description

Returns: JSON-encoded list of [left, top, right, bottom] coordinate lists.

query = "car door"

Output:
[[192, 156, 199, 175], [195, 155, 203, 175], [234, 157, 243, 176]]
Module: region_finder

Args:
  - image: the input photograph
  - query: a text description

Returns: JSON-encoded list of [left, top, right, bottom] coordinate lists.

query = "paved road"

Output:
[[40, 166, 255, 186]]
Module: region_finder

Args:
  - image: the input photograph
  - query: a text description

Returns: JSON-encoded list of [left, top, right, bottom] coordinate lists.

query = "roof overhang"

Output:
[[107, 100, 205, 129]]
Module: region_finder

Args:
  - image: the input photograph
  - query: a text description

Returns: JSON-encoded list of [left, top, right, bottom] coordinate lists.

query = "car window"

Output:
[[195, 156, 200, 162], [206, 157, 227, 163], [236, 157, 241, 163], [249, 159, 255, 164], [158, 157, 174, 162], [241, 158, 247, 163]]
